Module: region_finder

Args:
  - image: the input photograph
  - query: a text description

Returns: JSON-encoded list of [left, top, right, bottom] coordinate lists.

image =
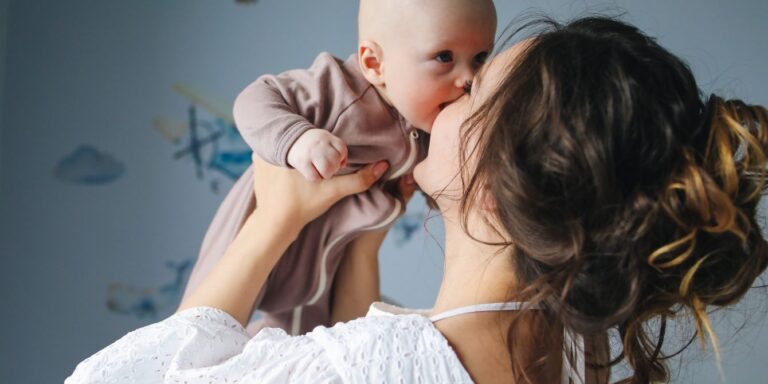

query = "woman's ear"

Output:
[[358, 41, 385, 87], [479, 185, 496, 212]]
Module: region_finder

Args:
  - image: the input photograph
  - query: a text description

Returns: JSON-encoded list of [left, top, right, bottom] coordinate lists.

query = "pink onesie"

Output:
[[181, 52, 429, 335]]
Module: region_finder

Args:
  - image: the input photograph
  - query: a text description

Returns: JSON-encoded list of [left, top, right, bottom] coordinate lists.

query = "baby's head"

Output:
[[357, 0, 497, 132]]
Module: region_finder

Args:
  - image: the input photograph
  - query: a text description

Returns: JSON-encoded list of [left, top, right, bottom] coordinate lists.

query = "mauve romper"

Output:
[[181, 52, 429, 335]]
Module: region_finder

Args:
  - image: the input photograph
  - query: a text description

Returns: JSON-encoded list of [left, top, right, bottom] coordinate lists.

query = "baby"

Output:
[[182, 0, 497, 335]]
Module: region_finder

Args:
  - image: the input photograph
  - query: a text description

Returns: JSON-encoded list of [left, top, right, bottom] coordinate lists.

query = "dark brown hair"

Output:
[[453, 16, 768, 383]]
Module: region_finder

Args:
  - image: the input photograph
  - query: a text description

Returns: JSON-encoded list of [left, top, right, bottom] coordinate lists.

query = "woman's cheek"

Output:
[[412, 160, 425, 187]]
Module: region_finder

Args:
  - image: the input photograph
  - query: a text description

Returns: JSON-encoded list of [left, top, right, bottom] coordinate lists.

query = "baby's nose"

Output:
[[454, 67, 474, 89]]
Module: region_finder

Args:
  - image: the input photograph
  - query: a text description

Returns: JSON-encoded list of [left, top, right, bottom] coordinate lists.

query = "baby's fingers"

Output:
[[329, 137, 348, 168], [314, 148, 343, 179], [296, 162, 322, 182]]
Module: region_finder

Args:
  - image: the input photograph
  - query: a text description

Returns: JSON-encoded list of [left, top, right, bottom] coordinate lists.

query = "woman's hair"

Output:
[[456, 15, 768, 383]]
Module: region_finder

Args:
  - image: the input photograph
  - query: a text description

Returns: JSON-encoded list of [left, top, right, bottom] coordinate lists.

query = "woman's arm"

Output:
[[176, 208, 300, 325], [177, 155, 390, 326]]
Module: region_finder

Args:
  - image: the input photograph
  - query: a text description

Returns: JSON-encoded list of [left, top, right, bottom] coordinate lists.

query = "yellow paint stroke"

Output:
[[152, 117, 189, 143], [173, 83, 235, 125]]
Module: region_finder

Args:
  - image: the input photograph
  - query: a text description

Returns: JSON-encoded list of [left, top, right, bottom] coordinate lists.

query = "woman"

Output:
[[66, 16, 768, 383]]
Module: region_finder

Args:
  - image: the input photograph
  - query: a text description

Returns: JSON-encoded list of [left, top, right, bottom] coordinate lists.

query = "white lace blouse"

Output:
[[65, 303, 475, 383]]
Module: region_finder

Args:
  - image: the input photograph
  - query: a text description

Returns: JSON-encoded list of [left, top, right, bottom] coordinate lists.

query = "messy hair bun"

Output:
[[459, 16, 768, 383]]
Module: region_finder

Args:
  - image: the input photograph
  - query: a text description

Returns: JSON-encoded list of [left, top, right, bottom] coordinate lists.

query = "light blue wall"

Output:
[[0, 1, 766, 383], [0, 0, 8, 199]]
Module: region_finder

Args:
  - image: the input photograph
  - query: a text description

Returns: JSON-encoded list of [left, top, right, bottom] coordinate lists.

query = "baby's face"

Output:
[[379, 1, 496, 132]]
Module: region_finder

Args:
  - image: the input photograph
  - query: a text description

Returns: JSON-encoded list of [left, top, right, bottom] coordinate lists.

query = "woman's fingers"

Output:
[[326, 161, 389, 199], [251, 155, 389, 226], [400, 173, 417, 202]]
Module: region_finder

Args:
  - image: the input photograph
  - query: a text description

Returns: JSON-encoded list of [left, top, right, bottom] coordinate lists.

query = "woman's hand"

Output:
[[178, 156, 390, 325], [252, 154, 390, 232]]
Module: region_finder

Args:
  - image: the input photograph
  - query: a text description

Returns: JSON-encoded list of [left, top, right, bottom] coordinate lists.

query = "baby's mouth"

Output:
[[439, 95, 462, 111]]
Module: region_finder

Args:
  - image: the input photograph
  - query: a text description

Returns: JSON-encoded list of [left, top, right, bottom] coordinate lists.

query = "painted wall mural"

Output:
[[154, 84, 253, 193], [390, 211, 423, 246], [106, 259, 193, 319]]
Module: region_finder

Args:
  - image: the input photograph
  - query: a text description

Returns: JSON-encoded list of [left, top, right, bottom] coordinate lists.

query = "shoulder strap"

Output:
[[429, 302, 530, 322], [429, 302, 585, 383]]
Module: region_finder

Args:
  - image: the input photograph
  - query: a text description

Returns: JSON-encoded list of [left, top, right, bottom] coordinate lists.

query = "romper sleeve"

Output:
[[233, 52, 358, 167], [65, 307, 342, 384]]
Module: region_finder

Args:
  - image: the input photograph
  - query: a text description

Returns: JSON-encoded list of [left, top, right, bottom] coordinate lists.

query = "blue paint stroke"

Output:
[[53, 145, 125, 185], [106, 259, 193, 319], [209, 150, 253, 180], [172, 106, 252, 186], [391, 212, 422, 246]]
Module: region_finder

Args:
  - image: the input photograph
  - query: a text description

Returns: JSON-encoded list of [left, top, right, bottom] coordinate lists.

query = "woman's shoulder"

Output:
[[303, 302, 474, 383], [308, 302, 436, 346], [308, 302, 433, 347]]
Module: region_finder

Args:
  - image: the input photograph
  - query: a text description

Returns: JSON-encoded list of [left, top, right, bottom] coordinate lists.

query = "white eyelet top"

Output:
[[65, 302, 584, 383]]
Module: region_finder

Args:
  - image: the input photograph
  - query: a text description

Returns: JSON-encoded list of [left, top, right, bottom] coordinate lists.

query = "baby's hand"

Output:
[[287, 129, 348, 182]]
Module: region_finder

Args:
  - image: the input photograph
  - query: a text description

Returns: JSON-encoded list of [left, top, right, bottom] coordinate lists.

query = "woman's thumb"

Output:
[[372, 161, 390, 179], [333, 161, 389, 197]]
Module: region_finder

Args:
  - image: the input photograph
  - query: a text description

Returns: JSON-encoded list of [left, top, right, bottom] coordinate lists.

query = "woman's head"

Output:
[[416, 16, 768, 383]]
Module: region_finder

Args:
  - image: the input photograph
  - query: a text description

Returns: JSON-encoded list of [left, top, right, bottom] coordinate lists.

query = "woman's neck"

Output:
[[431, 212, 520, 315]]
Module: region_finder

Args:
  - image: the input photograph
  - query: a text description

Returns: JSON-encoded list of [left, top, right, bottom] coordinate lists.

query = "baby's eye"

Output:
[[435, 51, 454, 63], [474, 52, 489, 64]]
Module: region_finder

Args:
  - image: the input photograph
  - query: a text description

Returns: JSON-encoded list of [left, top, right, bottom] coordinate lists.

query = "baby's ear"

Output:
[[358, 41, 385, 86]]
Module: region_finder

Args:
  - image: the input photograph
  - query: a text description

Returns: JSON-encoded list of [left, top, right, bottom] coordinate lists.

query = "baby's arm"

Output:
[[233, 53, 350, 181], [287, 128, 348, 181]]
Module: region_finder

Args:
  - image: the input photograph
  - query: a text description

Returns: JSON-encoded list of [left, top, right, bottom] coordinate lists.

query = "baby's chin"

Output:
[[408, 120, 433, 134], [401, 108, 438, 133], [415, 112, 440, 134]]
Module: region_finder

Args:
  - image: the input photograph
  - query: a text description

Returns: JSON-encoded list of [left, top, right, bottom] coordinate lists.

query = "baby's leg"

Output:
[[329, 231, 386, 324], [329, 175, 418, 324]]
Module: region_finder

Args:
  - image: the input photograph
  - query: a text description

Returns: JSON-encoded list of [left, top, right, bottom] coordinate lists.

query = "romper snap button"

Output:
[[410, 130, 419, 140]]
